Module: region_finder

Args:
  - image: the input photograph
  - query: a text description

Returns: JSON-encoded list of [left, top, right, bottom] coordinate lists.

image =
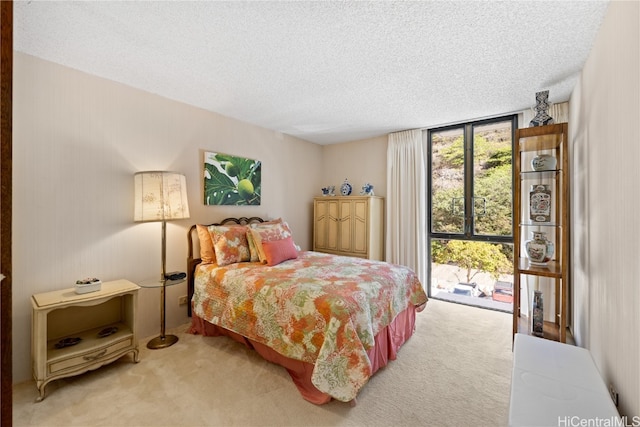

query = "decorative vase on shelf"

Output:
[[529, 184, 551, 223], [529, 90, 554, 127], [340, 179, 352, 196], [524, 231, 554, 265], [531, 290, 544, 337], [321, 186, 335, 196], [531, 154, 557, 171], [360, 183, 374, 196]]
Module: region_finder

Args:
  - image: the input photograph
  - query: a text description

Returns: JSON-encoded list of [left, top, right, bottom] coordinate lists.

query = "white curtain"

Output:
[[386, 129, 427, 286]]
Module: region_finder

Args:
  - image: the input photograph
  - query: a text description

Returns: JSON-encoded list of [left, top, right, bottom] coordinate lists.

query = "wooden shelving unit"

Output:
[[513, 123, 570, 343]]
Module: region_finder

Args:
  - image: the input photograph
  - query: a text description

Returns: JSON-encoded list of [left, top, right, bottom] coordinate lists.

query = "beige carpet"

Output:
[[13, 299, 513, 427]]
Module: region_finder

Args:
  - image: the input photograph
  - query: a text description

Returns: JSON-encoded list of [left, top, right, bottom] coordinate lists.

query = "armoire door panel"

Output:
[[314, 199, 328, 250], [337, 200, 352, 253], [313, 196, 384, 261], [353, 200, 368, 254], [327, 200, 339, 251]]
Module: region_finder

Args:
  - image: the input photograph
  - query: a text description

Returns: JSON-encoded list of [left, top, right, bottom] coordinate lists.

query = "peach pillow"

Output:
[[262, 237, 298, 266], [247, 219, 285, 261], [254, 218, 284, 227], [250, 219, 294, 238], [248, 222, 293, 264], [208, 225, 251, 266], [196, 224, 216, 264], [247, 218, 282, 262]]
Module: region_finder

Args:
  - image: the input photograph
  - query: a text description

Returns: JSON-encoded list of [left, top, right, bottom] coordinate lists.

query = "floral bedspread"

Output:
[[192, 251, 427, 402]]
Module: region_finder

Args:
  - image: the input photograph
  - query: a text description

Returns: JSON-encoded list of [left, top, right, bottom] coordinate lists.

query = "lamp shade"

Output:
[[134, 171, 190, 222]]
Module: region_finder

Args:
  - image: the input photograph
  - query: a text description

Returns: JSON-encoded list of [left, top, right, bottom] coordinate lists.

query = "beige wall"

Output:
[[12, 52, 323, 382], [320, 135, 387, 198], [569, 0, 639, 417], [13, 6, 640, 418]]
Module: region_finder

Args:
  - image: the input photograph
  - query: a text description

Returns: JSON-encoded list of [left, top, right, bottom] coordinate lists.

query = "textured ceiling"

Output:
[[14, 1, 609, 145]]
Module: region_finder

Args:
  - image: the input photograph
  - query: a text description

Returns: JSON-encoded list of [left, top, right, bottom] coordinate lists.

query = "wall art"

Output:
[[204, 152, 261, 205]]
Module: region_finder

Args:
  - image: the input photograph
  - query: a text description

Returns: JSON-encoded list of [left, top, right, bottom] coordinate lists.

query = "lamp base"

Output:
[[146, 334, 179, 349]]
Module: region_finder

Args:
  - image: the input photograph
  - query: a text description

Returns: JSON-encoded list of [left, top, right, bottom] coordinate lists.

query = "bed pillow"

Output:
[[278, 220, 301, 251], [246, 219, 285, 261], [250, 217, 289, 232], [248, 222, 293, 264], [252, 217, 284, 227], [196, 224, 216, 264], [250, 219, 296, 243], [245, 230, 261, 262], [262, 236, 298, 266], [208, 225, 251, 266]]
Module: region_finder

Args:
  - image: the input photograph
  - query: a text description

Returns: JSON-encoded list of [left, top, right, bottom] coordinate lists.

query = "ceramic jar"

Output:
[[525, 231, 554, 265], [529, 184, 551, 223], [531, 154, 557, 171], [531, 290, 544, 337], [321, 186, 335, 196]]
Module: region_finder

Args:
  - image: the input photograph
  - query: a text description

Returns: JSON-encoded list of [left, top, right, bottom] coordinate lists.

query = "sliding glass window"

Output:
[[428, 115, 516, 311]]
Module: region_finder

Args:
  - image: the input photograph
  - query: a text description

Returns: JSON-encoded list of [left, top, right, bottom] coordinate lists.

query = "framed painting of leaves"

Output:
[[204, 152, 261, 205]]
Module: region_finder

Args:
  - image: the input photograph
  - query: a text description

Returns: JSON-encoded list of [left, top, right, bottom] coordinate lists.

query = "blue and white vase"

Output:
[[360, 183, 374, 196], [321, 186, 335, 196]]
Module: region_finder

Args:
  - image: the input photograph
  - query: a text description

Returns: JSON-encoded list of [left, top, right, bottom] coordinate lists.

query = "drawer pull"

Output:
[[83, 349, 107, 361]]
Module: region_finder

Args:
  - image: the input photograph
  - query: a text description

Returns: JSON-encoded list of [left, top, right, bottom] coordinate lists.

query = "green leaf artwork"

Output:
[[204, 152, 261, 205]]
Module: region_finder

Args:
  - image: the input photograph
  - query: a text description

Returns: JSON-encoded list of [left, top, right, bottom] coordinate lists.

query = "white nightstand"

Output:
[[31, 279, 140, 401]]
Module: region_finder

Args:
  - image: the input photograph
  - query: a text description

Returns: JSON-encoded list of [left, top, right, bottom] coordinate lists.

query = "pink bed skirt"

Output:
[[188, 305, 419, 404]]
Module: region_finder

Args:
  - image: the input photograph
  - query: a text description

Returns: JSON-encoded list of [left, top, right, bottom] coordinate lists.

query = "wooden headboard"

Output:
[[186, 216, 265, 316]]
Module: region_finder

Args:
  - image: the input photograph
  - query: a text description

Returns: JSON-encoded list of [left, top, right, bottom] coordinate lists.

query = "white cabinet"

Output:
[[31, 279, 140, 400], [313, 196, 384, 260]]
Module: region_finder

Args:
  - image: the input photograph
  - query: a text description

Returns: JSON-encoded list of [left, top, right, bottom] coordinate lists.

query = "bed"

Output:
[[187, 217, 427, 404]]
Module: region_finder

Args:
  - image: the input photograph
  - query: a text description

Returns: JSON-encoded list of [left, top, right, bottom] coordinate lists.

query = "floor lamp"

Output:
[[134, 171, 190, 349]]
